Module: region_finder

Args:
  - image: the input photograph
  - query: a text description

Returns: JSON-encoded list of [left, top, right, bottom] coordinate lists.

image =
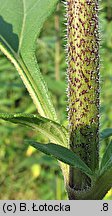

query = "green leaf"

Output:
[[0, 113, 68, 147], [0, 0, 58, 121], [100, 140, 112, 174], [28, 141, 93, 178], [100, 128, 112, 140]]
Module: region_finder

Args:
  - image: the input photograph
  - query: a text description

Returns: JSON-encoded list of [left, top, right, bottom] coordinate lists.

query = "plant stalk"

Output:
[[67, 168, 112, 200], [66, 0, 100, 192], [55, 3, 60, 81]]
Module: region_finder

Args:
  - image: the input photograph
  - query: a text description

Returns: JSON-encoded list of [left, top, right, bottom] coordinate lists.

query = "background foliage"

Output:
[[0, 1, 112, 199]]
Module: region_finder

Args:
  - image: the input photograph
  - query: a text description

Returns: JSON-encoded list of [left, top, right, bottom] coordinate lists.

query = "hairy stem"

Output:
[[55, 3, 60, 81], [67, 0, 100, 191], [67, 168, 112, 200]]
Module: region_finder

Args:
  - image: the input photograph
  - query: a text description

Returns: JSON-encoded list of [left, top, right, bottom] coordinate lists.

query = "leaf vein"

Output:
[[18, 0, 26, 54]]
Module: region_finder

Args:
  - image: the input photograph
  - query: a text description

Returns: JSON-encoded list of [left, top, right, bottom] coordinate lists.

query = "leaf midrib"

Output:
[[0, 38, 58, 121], [0, 42, 45, 115], [18, 0, 26, 54], [17, 0, 41, 54], [0, 0, 59, 121], [0, 35, 17, 57]]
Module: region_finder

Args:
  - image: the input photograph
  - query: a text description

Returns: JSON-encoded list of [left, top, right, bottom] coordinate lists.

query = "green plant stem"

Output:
[[67, 167, 112, 200], [67, 0, 100, 191], [55, 3, 60, 81]]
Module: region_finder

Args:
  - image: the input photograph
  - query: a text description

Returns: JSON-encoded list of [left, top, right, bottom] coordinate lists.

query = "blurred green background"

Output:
[[0, 1, 112, 199]]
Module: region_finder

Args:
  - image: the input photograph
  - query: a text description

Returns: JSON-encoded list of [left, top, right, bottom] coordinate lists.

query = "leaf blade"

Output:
[[28, 141, 93, 178], [100, 140, 112, 174], [100, 128, 112, 140], [0, 113, 68, 147], [0, 0, 59, 120]]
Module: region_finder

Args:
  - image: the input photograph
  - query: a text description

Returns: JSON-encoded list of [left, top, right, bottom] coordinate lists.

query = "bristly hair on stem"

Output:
[[66, 0, 100, 193]]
